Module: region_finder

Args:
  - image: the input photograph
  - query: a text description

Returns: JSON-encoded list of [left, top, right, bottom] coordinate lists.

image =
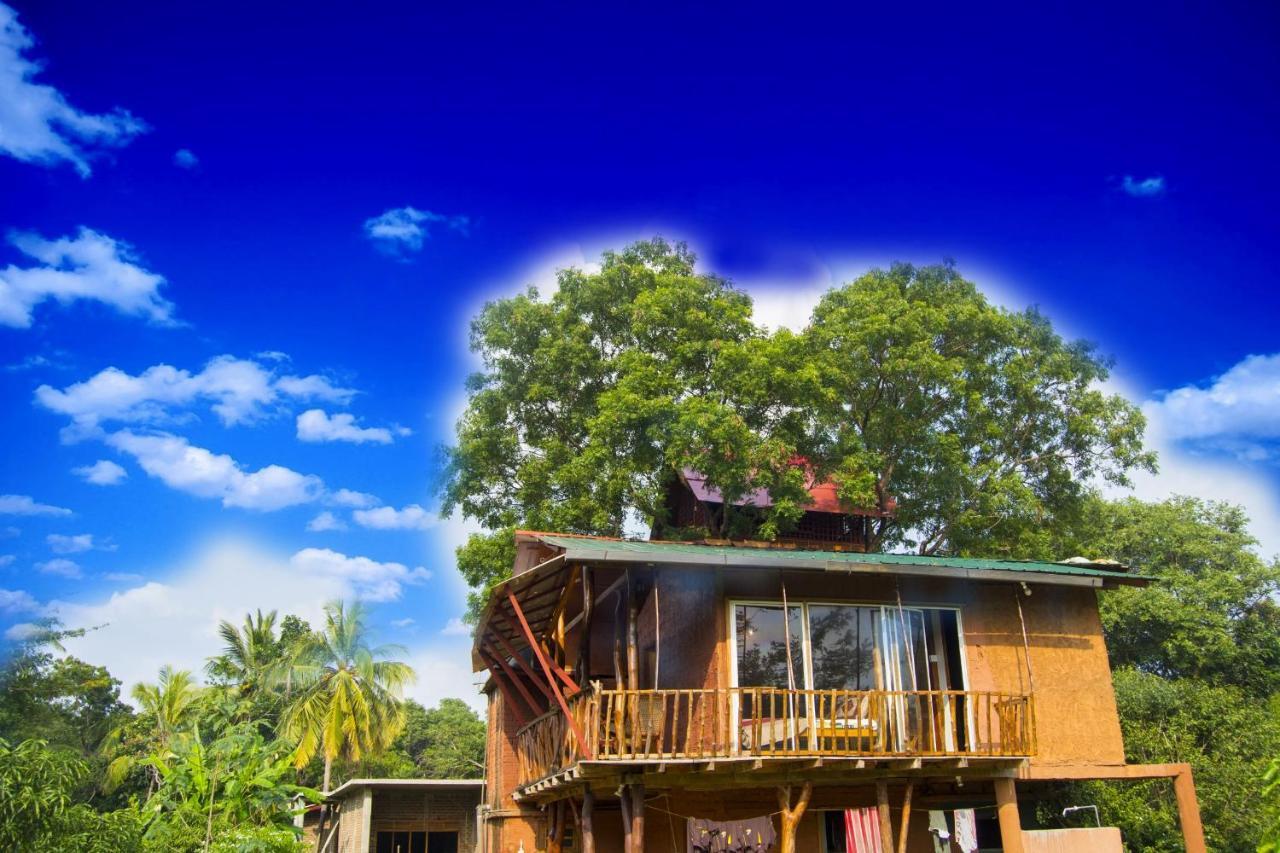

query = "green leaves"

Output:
[[443, 245, 1156, 607]]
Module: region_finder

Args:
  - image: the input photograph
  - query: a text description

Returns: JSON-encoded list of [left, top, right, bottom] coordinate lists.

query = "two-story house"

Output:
[[473, 514, 1205, 852]]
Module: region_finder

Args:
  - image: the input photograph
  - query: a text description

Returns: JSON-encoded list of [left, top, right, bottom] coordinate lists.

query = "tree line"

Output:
[[0, 601, 484, 852]]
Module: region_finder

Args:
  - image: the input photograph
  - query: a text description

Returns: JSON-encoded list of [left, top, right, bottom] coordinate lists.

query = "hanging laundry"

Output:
[[843, 807, 883, 853], [953, 809, 978, 853], [928, 810, 952, 853]]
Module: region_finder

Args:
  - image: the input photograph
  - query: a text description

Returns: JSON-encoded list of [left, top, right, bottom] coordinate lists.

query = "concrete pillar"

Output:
[[993, 778, 1024, 853]]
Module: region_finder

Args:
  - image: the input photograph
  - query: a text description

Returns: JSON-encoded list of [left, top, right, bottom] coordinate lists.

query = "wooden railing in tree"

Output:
[[515, 686, 1034, 787]]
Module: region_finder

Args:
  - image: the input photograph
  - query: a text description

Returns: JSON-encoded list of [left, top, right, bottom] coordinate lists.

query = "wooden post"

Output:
[[626, 569, 640, 691], [629, 782, 645, 853], [776, 782, 812, 853], [875, 781, 894, 853], [1173, 767, 1207, 853], [580, 788, 596, 853], [993, 778, 1025, 853], [619, 784, 633, 853], [547, 801, 565, 853], [896, 782, 913, 853], [578, 567, 593, 689]]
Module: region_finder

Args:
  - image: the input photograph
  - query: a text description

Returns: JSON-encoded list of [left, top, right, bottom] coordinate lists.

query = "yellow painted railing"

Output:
[[516, 686, 1035, 787]]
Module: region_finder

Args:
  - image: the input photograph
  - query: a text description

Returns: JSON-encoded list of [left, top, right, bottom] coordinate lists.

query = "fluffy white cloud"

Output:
[[0, 229, 173, 329], [1121, 175, 1166, 198], [329, 488, 379, 509], [296, 409, 396, 445], [72, 459, 127, 485], [353, 503, 438, 531], [441, 617, 470, 636], [0, 494, 71, 516], [173, 148, 198, 169], [403, 640, 485, 713], [363, 206, 469, 257], [289, 547, 430, 603], [36, 558, 81, 578], [36, 354, 356, 430], [106, 430, 324, 511], [0, 3, 146, 176], [0, 587, 38, 614], [46, 532, 95, 554], [307, 511, 346, 532], [392, 617, 415, 628], [1142, 354, 1280, 454]]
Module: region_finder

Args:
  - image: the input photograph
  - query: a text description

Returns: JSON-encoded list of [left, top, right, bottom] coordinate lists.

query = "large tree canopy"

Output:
[[443, 240, 1153, 611]]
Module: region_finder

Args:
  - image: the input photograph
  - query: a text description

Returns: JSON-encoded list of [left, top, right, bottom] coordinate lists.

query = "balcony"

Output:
[[514, 686, 1035, 795]]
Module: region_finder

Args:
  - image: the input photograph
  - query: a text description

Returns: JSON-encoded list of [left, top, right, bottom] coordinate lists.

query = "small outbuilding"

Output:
[[307, 778, 484, 853]]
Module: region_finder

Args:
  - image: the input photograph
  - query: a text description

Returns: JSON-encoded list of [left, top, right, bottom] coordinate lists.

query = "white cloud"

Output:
[[173, 148, 198, 169], [0, 228, 173, 329], [328, 488, 380, 509], [46, 532, 94, 554], [1121, 175, 1166, 198], [1142, 354, 1280, 454], [353, 503, 438, 531], [363, 206, 469, 257], [106, 430, 324, 511], [307, 511, 346, 532], [0, 587, 38, 614], [0, 494, 71, 516], [73, 459, 127, 485], [403, 640, 485, 713], [36, 354, 356, 431], [441, 617, 470, 636], [36, 558, 81, 578], [0, 3, 146, 176], [392, 617, 415, 628], [297, 409, 395, 445], [103, 572, 142, 583], [288, 548, 430, 603]]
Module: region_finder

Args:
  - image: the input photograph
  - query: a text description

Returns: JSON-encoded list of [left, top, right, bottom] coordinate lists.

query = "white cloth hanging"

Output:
[[927, 810, 952, 853], [953, 809, 978, 853]]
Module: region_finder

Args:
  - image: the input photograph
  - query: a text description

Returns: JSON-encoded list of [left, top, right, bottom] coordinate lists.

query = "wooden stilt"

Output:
[[619, 785, 633, 853], [876, 781, 894, 853], [994, 778, 1025, 853], [580, 788, 596, 853], [578, 567, 593, 689], [626, 569, 640, 691], [1173, 767, 1207, 853], [629, 783, 646, 853], [546, 801, 563, 853], [896, 782, 914, 853], [775, 782, 812, 853]]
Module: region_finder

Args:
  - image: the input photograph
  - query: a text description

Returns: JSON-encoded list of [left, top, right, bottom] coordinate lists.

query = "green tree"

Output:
[[802, 262, 1153, 553], [399, 698, 486, 778], [0, 737, 144, 852], [103, 666, 202, 794], [207, 610, 281, 697], [442, 238, 810, 617], [279, 601, 415, 792]]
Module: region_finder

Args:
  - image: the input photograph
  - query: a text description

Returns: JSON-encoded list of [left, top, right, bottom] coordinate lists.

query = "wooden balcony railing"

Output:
[[515, 686, 1035, 788]]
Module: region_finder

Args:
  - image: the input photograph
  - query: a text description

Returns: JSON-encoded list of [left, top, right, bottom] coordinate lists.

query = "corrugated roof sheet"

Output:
[[529, 533, 1150, 586]]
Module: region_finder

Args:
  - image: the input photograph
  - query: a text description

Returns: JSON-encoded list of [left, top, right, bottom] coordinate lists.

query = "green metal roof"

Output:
[[531, 534, 1150, 588]]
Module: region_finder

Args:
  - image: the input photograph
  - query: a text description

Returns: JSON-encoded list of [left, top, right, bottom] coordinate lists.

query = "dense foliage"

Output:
[[443, 239, 1153, 616], [0, 604, 484, 851]]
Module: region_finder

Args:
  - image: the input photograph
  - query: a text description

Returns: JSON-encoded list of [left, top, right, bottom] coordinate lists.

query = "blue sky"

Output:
[[2, 0, 1278, 708]]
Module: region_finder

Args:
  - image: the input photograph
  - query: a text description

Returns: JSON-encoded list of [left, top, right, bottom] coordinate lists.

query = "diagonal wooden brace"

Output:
[[508, 590, 593, 759]]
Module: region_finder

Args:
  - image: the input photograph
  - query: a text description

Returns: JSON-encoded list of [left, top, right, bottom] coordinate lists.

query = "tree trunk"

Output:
[[628, 783, 645, 853], [876, 781, 894, 853], [580, 789, 595, 853], [323, 754, 333, 794], [897, 782, 914, 853], [776, 783, 812, 853]]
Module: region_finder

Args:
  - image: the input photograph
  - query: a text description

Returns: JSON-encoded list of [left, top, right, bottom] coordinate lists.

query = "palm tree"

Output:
[[103, 665, 202, 793], [207, 609, 280, 695], [278, 601, 415, 792]]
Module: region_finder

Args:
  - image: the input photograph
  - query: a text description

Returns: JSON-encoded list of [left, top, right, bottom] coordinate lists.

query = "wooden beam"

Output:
[[994, 778, 1025, 853], [483, 660, 530, 729], [577, 566, 593, 688], [508, 590, 593, 759], [488, 620, 556, 701], [480, 648, 539, 722], [580, 788, 595, 853], [896, 782, 913, 853], [538, 639, 582, 695], [876, 781, 893, 853], [1173, 766, 1207, 853]]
